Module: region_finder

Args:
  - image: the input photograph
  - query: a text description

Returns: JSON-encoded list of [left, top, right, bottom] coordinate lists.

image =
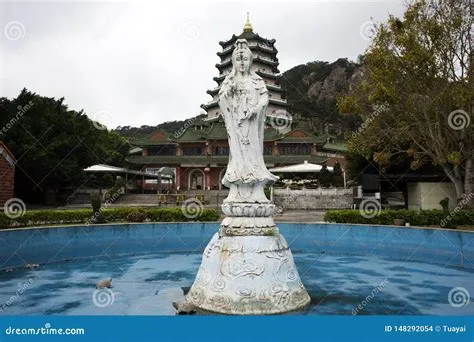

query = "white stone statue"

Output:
[[219, 39, 278, 203], [186, 39, 310, 315]]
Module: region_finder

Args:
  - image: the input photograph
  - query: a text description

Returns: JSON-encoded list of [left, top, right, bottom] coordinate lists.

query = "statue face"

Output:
[[233, 51, 251, 74]]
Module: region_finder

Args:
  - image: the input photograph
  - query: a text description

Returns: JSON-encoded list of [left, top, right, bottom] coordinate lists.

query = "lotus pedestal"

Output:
[[187, 203, 311, 315]]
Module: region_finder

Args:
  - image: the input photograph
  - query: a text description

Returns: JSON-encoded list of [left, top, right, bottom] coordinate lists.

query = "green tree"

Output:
[[338, 0, 473, 202], [332, 162, 344, 187], [318, 164, 332, 188], [0, 89, 130, 204]]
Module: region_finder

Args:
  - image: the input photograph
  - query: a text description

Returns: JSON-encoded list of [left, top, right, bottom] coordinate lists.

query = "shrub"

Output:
[[439, 197, 450, 212], [127, 209, 147, 222], [318, 165, 331, 188], [159, 208, 182, 222], [89, 192, 102, 212], [0, 207, 221, 229], [104, 178, 124, 202], [324, 209, 474, 227], [198, 209, 220, 221]]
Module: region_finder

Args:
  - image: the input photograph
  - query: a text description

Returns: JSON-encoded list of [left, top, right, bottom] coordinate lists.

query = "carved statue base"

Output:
[[186, 203, 311, 315]]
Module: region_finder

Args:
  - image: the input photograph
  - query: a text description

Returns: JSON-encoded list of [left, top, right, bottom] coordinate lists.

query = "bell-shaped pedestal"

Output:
[[187, 203, 310, 314]]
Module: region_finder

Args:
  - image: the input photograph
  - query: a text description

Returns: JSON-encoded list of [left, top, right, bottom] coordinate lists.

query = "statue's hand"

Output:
[[247, 106, 259, 119], [229, 84, 238, 96], [221, 84, 234, 97]]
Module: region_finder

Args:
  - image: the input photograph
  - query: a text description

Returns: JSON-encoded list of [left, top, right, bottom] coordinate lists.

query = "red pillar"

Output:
[[205, 168, 211, 190], [176, 166, 181, 191]]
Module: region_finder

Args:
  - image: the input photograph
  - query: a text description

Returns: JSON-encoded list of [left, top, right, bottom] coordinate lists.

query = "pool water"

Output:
[[1, 250, 473, 315]]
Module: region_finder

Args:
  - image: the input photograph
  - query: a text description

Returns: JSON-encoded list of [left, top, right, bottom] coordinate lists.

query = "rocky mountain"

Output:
[[115, 58, 363, 139], [280, 58, 363, 137]]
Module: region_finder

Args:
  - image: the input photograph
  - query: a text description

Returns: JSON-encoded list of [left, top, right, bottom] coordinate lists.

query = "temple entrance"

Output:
[[188, 169, 204, 190]]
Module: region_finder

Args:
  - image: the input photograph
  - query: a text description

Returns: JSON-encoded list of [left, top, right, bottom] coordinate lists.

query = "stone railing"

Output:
[[273, 187, 353, 210]]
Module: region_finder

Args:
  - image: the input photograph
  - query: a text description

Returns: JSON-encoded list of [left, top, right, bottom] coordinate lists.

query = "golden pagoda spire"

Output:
[[243, 12, 253, 33]]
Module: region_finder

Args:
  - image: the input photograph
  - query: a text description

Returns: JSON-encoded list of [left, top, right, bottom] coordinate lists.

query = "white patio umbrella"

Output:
[[269, 161, 346, 189], [269, 160, 334, 173]]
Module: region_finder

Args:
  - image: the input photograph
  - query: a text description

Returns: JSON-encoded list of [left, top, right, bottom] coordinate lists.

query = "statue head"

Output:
[[232, 39, 253, 75]]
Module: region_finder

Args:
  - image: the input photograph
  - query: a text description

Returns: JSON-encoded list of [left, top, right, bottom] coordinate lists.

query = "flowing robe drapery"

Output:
[[219, 72, 278, 188]]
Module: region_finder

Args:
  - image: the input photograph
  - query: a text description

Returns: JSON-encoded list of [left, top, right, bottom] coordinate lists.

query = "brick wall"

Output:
[[0, 150, 15, 206]]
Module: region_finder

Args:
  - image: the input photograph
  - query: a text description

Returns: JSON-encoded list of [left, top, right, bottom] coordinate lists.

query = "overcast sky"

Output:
[[0, 0, 405, 129]]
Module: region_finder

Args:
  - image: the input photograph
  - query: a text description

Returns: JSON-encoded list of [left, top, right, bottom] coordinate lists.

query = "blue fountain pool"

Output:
[[0, 223, 473, 315]]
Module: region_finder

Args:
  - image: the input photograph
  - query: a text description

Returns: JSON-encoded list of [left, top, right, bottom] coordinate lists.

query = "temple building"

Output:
[[202, 13, 289, 123], [127, 17, 347, 192]]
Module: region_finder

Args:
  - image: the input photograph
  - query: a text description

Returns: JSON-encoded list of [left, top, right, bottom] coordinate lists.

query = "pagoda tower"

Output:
[[201, 14, 289, 121]]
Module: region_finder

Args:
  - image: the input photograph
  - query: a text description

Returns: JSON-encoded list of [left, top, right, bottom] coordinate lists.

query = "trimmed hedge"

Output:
[[324, 209, 474, 227], [0, 207, 221, 229]]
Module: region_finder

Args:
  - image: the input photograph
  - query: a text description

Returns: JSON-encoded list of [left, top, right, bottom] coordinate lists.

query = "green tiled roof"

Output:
[[201, 101, 218, 111], [202, 98, 287, 111], [278, 134, 326, 144], [322, 141, 348, 152], [204, 123, 228, 140], [219, 31, 275, 48], [256, 71, 279, 79], [264, 128, 284, 141], [129, 129, 173, 146], [207, 84, 284, 96], [127, 155, 227, 165], [126, 154, 327, 166], [217, 44, 278, 58], [216, 56, 280, 73], [129, 138, 174, 146], [130, 121, 339, 146], [171, 122, 287, 142], [172, 127, 206, 143]]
